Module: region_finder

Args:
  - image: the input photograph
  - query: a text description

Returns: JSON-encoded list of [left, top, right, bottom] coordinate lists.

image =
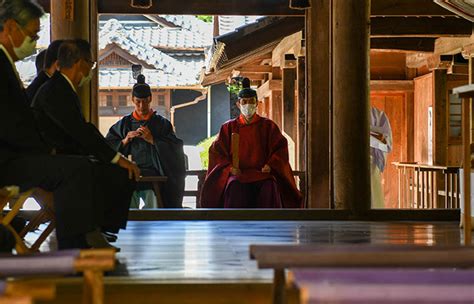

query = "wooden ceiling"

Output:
[[38, 0, 457, 16]]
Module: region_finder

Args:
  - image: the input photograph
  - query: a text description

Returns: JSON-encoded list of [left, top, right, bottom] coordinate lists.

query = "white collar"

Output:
[[60, 72, 77, 93]]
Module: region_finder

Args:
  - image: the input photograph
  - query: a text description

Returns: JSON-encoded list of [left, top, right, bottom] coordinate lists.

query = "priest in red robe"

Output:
[[200, 78, 302, 208]]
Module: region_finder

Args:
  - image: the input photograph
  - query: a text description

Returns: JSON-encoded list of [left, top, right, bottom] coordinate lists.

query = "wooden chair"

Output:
[[250, 244, 474, 304], [0, 249, 116, 304], [0, 186, 55, 254]]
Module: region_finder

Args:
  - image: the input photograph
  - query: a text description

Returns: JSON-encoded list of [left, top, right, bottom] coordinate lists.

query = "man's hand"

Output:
[[137, 126, 154, 145], [230, 167, 241, 176], [117, 156, 141, 181], [261, 164, 271, 173], [122, 131, 141, 146]]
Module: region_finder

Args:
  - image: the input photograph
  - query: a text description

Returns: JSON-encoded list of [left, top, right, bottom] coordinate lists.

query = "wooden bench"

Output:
[[0, 280, 55, 304], [0, 248, 116, 304], [137, 176, 168, 208], [0, 186, 55, 254], [250, 244, 474, 304]]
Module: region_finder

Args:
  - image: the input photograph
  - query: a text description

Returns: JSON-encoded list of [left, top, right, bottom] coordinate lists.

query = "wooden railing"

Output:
[[393, 162, 460, 209]]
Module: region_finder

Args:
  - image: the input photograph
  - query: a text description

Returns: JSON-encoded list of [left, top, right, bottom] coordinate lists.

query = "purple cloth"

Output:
[[0, 281, 5, 295], [293, 268, 474, 303], [0, 256, 76, 277], [224, 178, 282, 208]]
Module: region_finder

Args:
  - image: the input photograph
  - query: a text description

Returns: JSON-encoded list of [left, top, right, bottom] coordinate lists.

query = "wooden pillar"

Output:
[[332, 0, 371, 213], [433, 69, 448, 208], [297, 56, 306, 172], [306, 0, 332, 208], [433, 69, 448, 166], [271, 90, 283, 129], [51, 0, 98, 124], [282, 66, 297, 144]]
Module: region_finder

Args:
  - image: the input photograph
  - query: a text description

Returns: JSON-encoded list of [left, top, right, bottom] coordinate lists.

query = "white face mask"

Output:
[[240, 103, 257, 117], [78, 69, 93, 87], [9, 25, 37, 60]]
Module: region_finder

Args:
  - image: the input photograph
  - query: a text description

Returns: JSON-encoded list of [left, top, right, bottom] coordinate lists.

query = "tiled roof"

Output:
[[155, 15, 213, 36], [218, 16, 262, 35], [99, 68, 199, 88]]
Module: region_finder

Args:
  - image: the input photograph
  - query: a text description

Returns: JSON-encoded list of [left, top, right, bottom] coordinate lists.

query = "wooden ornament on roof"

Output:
[[131, 0, 153, 9], [434, 0, 474, 21]]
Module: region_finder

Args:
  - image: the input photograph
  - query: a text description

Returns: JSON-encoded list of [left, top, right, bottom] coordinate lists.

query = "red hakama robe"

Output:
[[200, 114, 303, 208]]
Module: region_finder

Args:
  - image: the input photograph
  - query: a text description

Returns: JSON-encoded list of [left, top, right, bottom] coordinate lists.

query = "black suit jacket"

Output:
[[32, 72, 117, 163], [0, 48, 47, 165], [26, 70, 50, 103]]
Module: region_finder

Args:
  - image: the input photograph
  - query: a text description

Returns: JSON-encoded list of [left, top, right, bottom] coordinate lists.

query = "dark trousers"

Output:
[[224, 178, 282, 208], [0, 154, 134, 241]]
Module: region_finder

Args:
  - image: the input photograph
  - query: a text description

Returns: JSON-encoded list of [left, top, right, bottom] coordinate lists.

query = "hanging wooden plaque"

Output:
[[64, 0, 74, 21]]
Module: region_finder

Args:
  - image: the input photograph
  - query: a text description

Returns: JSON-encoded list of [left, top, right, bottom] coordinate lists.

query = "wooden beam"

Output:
[[370, 80, 414, 91], [371, 0, 456, 16], [282, 67, 297, 144], [97, 0, 303, 15], [257, 80, 282, 100], [232, 72, 266, 80], [272, 31, 303, 67], [371, 38, 436, 52], [39, 0, 458, 16], [371, 17, 472, 37], [234, 65, 273, 73]]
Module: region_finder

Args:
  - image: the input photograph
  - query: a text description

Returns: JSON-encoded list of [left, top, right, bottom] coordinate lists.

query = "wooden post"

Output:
[[297, 56, 306, 172], [333, 0, 371, 213], [51, 0, 99, 124], [271, 90, 283, 129], [306, 0, 332, 208], [282, 67, 297, 144], [433, 69, 448, 208], [462, 95, 472, 245]]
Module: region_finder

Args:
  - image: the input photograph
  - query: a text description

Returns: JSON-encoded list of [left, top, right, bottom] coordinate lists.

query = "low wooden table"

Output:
[[138, 176, 168, 208], [250, 244, 474, 304]]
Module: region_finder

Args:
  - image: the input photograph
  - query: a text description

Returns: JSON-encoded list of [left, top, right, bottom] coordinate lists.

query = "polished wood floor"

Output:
[[29, 220, 469, 281]]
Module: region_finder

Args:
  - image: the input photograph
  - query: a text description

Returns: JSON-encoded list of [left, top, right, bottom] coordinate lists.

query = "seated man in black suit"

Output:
[[0, 0, 139, 250], [32, 39, 141, 246], [26, 39, 63, 101]]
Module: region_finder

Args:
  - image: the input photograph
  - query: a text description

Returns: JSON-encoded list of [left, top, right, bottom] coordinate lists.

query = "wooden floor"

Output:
[[31, 220, 468, 280], [29, 220, 471, 304]]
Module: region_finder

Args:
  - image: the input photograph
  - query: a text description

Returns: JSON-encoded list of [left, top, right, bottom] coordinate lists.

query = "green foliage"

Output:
[[198, 135, 218, 169], [196, 15, 213, 23], [227, 76, 244, 96]]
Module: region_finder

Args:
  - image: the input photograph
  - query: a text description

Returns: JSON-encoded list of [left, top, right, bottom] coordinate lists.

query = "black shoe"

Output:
[[102, 231, 118, 243], [86, 229, 120, 252]]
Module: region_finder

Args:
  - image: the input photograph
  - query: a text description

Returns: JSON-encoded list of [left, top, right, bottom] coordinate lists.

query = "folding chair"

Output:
[[0, 186, 55, 254]]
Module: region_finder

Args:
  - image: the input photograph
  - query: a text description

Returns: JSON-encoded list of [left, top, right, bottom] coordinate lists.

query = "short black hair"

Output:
[[44, 39, 64, 69], [0, 0, 44, 31], [57, 39, 91, 69], [35, 48, 46, 75]]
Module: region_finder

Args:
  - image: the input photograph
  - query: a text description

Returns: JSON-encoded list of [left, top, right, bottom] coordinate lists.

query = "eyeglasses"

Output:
[[84, 59, 97, 70], [16, 22, 40, 41], [19, 27, 39, 41]]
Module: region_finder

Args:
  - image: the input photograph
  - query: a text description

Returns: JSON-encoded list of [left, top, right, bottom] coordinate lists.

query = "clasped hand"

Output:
[[230, 164, 271, 176], [122, 126, 154, 145]]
